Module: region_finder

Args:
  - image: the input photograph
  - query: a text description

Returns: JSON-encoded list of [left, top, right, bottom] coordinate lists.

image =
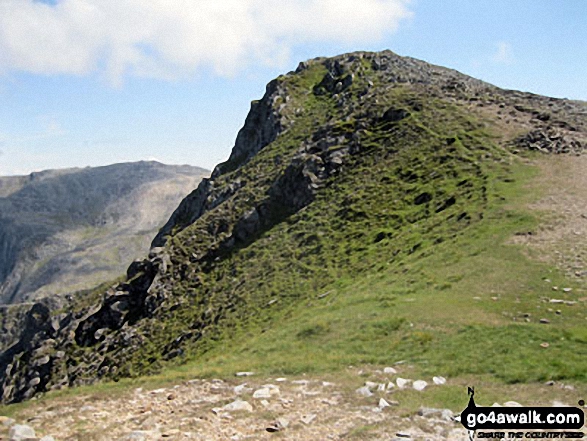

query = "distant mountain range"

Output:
[[0, 161, 208, 305]]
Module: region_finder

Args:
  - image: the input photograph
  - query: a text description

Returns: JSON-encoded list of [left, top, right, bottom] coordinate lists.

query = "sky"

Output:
[[0, 0, 585, 176]]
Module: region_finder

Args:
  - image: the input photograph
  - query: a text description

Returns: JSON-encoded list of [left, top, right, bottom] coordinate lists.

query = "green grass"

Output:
[[143, 157, 587, 387]]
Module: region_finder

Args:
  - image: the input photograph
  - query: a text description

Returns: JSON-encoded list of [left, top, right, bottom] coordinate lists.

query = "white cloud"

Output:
[[492, 41, 514, 65], [0, 0, 412, 84]]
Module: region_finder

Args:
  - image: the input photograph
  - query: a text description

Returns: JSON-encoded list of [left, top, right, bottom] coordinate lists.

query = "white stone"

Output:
[[379, 398, 391, 408], [413, 380, 428, 391], [291, 380, 309, 385], [263, 384, 280, 395], [253, 385, 279, 399], [503, 401, 522, 407], [356, 386, 374, 397], [396, 377, 411, 388], [386, 381, 395, 390], [233, 384, 250, 395], [365, 381, 378, 389], [223, 399, 253, 412], [253, 388, 272, 399], [275, 418, 289, 429], [301, 414, 317, 425], [383, 367, 397, 374], [235, 371, 255, 377], [377, 383, 386, 392], [433, 376, 447, 385]]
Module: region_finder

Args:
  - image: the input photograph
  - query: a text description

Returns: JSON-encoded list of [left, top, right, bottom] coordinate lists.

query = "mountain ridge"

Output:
[[0, 161, 209, 306], [1, 49, 586, 405]]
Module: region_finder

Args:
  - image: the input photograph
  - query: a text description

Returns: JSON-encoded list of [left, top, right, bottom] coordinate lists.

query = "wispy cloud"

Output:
[[0, 0, 412, 85], [491, 41, 514, 65]]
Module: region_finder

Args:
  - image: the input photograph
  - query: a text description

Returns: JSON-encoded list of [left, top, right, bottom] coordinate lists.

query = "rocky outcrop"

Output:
[[514, 126, 584, 154], [152, 78, 291, 248]]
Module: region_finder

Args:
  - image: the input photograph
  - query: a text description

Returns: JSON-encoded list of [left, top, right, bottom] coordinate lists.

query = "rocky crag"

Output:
[[1, 50, 585, 404]]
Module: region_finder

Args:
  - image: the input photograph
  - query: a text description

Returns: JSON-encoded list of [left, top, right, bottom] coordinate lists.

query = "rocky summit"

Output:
[[1, 50, 586, 406]]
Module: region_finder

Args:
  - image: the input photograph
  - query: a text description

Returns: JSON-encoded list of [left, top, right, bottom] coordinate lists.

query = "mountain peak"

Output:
[[1, 51, 585, 404]]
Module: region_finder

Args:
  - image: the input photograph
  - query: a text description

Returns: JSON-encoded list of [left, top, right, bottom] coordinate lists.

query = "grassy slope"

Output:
[[183, 155, 587, 382]]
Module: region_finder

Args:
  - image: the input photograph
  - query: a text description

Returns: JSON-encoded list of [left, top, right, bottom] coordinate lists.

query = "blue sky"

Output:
[[0, 0, 585, 175]]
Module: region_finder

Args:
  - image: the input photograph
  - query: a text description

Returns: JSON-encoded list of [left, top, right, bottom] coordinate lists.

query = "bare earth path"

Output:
[[512, 155, 587, 284]]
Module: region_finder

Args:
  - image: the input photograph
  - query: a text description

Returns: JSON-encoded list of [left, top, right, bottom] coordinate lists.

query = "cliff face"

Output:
[[0, 162, 209, 306], [1, 50, 585, 404]]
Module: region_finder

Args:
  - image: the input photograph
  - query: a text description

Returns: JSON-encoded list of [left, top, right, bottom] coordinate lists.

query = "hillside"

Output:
[[1, 49, 586, 417], [0, 161, 209, 307]]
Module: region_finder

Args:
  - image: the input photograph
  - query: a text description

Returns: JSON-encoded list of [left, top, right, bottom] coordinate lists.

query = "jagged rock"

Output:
[[515, 127, 584, 155]]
